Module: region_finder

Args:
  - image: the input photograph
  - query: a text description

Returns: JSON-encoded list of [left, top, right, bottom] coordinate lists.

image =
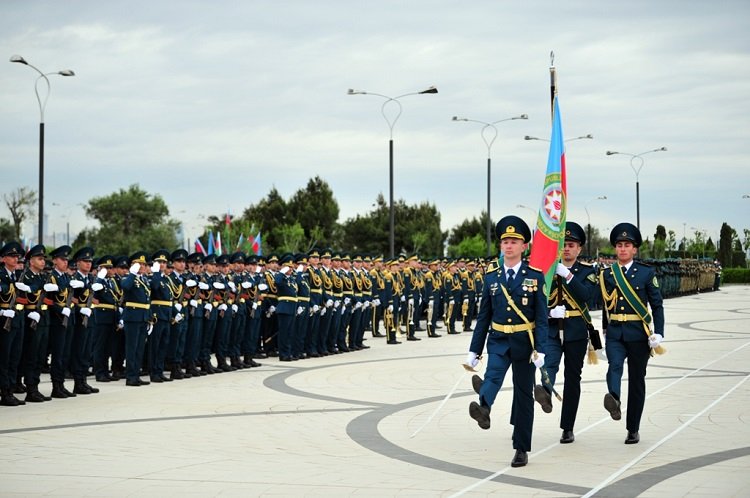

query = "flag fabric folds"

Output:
[[529, 95, 567, 296], [216, 232, 223, 256], [207, 231, 215, 255], [252, 233, 262, 256], [195, 238, 207, 256]]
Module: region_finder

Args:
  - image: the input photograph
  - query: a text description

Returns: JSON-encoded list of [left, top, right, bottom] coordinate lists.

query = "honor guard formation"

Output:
[[0, 242, 490, 406], [466, 216, 666, 468]]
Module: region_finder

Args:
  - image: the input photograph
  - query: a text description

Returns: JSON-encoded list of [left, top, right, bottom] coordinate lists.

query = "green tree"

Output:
[[272, 222, 306, 253], [3, 186, 37, 239], [448, 234, 487, 258], [287, 176, 339, 247], [77, 184, 179, 255], [0, 218, 15, 243], [654, 224, 667, 241], [241, 187, 289, 249], [448, 212, 489, 246]]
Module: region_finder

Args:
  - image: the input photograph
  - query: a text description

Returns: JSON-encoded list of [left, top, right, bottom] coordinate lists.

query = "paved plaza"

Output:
[[1, 285, 749, 497]]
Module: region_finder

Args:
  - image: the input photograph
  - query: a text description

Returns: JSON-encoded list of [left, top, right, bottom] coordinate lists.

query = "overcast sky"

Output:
[[2, 0, 749, 248]]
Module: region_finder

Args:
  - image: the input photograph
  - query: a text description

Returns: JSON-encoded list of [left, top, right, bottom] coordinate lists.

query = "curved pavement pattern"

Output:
[[1, 285, 749, 496]]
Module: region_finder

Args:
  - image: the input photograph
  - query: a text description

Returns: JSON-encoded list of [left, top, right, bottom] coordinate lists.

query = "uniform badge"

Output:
[[522, 278, 535, 287], [522, 297, 528, 306], [587, 273, 597, 283], [490, 282, 498, 295], [652, 276, 660, 288]]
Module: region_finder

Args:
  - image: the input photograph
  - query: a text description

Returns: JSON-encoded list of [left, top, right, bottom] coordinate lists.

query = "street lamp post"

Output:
[[524, 134, 594, 143], [452, 114, 528, 256], [605, 147, 667, 231], [584, 196, 607, 258], [10, 55, 75, 246], [348, 86, 438, 258]]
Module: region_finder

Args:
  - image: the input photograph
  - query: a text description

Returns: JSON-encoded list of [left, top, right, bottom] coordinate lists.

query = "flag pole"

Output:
[[550, 50, 557, 120]]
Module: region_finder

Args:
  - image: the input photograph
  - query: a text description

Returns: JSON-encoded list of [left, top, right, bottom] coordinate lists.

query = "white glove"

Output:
[[241, 281, 252, 289], [354, 301, 363, 309], [400, 295, 406, 302], [150, 261, 160, 273], [212, 282, 225, 290], [280, 266, 290, 275], [218, 304, 228, 311], [408, 298, 414, 305], [117, 319, 124, 329], [532, 352, 546, 368], [462, 298, 468, 305], [2, 309, 14, 318], [228, 282, 236, 292], [388, 304, 393, 312], [189, 299, 198, 308], [44, 283, 59, 292], [649, 333, 663, 348], [186, 279, 198, 287], [69, 279, 84, 289], [91, 282, 104, 292], [174, 303, 183, 312], [549, 305, 566, 319], [61, 307, 71, 317], [326, 299, 333, 307], [555, 263, 571, 279], [129, 263, 140, 275], [334, 300, 340, 309], [199, 282, 209, 290], [312, 304, 320, 313], [320, 307, 326, 316], [296, 306, 304, 315], [268, 305, 276, 314], [174, 313, 184, 323], [204, 303, 213, 311], [373, 298, 381, 306], [97, 268, 107, 279], [258, 283, 268, 291], [363, 301, 370, 309], [344, 297, 351, 305], [449, 299, 455, 305], [27, 311, 41, 323], [15, 282, 31, 293], [232, 304, 238, 313], [147, 324, 153, 335], [296, 264, 304, 273], [252, 302, 259, 310], [80, 307, 92, 317], [465, 351, 479, 369], [118, 307, 123, 314]]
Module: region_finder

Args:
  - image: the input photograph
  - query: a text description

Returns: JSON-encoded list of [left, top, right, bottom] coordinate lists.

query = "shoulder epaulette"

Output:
[[486, 262, 500, 273], [577, 260, 593, 267], [527, 265, 544, 273]]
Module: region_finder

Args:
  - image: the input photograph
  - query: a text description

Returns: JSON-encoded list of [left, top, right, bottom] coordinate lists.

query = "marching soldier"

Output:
[[261, 254, 280, 357], [402, 255, 421, 341], [305, 249, 323, 357], [533, 221, 598, 444], [465, 216, 549, 468], [369, 256, 386, 337], [443, 261, 462, 334], [600, 222, 665, 445], [383, 260, 400, 345]]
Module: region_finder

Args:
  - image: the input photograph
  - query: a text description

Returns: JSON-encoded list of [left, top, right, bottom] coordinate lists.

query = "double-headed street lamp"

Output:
[[348, 86, 438, 258], [11, 55, 75, 245], [452, 114, 528, 256], [584, 196, 607, 258], [524, 134, 593, 143], [605, 147, 667, 231]]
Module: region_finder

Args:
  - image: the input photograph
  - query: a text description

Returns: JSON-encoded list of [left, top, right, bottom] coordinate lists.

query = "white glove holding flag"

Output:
[[15, 282, 31, 293], [555, 263, 572, 280], [92, 283, 104, 292], [549, 305, 566, 319], [97, 268, 107, 279], [648, 333, 663, 348], [532, 352, 546, 368], [464, 351, 479, 369]]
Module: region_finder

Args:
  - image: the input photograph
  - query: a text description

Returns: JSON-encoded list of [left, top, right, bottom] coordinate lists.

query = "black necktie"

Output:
[[507, 268, 515, 285], [621, 266, 627, 275]]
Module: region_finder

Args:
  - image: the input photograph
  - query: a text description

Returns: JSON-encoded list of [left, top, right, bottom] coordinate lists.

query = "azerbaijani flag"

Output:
[[529, 95, 567, 296], [251, 232, 262, 256], [216, 231, 223, 256]]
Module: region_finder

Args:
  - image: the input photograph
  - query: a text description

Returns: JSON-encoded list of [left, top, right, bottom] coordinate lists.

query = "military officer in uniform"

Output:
[[275, 254, 298, 361], [423, 258, 442, 338], [121, 251, 153, 386], [534, 221, 598, 444], [92, 255, 119, 383], [1, 242, 28, 406], [600, 222, 665, 444], [466, 216, 549, 468]]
